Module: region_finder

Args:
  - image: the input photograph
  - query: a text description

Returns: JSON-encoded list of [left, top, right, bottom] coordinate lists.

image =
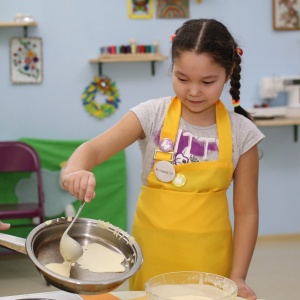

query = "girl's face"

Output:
[[172, 51, 229, 125]]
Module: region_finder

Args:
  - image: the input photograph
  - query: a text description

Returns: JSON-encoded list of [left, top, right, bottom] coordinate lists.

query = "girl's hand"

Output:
[[0, 221, 11, 230], [232, 277, 257, 300], [61, 170, 96, 202]]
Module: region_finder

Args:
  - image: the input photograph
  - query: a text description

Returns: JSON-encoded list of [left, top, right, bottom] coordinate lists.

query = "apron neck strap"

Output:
[[215, 100, 232, 161], [160, 96, 181, 143], [154, 97, 181, 162]]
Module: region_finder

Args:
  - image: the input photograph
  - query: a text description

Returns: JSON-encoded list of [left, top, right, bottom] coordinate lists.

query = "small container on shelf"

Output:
[[22, 14, 34, 22], [14, 13, 24, 22], [14, 13, 34, 23]]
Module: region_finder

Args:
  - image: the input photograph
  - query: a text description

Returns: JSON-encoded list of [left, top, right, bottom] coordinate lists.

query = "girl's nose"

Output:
[[189, 84, 201, 96]]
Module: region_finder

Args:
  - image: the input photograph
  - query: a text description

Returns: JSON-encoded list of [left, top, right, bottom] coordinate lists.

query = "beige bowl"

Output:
[[145, 271, 237, 300]]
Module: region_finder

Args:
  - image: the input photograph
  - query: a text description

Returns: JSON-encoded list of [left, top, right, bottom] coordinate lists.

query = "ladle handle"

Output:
[[0, 233, 27, 254], [65, 201, 85, 235]]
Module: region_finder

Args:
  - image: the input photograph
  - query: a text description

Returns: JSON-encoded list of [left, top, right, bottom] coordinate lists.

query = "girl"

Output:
[[61, 19, 264, 300]]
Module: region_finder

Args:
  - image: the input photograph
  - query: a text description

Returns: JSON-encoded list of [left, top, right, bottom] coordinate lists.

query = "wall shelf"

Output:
[[90, 53, 168, 76], [0, 21, 38, 27], [254, 117, 300, 142], [0, 21, 38, 37]]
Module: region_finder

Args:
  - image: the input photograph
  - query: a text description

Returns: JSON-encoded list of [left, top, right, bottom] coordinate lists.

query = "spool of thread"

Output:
[[130, 39, 137, 54], [110, 46, 116, 54], [126, 45, 131, 53], [120, 45, 126, 53], [153, 40, 159, 53]]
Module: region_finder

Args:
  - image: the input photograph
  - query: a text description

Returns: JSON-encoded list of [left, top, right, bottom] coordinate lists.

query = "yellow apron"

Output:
[[130, 97, 234, 291]]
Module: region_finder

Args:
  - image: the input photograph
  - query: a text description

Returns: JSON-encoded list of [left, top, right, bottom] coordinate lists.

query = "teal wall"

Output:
[[1, 0, 300, 235]]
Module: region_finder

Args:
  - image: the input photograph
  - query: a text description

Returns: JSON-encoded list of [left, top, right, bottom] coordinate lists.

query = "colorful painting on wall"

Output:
[[156, 0, 189, 19], [128, 0, 154, 19], [273, 0, 300, 30], [10, 37, 43, 84]]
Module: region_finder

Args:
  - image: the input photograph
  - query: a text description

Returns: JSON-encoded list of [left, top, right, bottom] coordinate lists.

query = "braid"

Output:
[[230, 55, 241, 101], [230, 51, 253, 121]]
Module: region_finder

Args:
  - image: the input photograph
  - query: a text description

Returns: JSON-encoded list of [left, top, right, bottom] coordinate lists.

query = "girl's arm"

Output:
[[61, 111, 144, 202], [230, 145, 259, 300]]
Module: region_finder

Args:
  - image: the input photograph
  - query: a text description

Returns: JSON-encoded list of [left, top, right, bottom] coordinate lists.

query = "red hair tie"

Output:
[[235, 47, 243, 56], [170, 33, 176, 41]]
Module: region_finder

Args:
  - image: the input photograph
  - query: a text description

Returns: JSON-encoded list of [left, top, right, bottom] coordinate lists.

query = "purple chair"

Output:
[[0, 141, 45, 226]]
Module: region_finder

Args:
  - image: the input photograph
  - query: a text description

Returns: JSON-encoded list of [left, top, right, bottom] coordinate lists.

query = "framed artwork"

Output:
[[128, 0, 154, 19], [156, 0, 189, 19], [10, 37, 43, 84], [273, 0, 300, 30]]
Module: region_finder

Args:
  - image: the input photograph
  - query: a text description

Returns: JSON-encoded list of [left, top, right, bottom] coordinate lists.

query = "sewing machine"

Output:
[[251, 76, 300, 118]]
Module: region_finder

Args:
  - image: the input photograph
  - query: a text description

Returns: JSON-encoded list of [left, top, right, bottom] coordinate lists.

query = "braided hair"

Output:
[[171, 18, 253, 122]]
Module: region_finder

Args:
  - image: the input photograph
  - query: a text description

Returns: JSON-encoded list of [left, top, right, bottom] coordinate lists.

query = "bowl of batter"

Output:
[[145, 271, 237, 300]]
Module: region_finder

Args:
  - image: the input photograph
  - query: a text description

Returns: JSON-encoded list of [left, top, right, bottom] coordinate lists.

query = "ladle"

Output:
[[60, 201, 85, 262]]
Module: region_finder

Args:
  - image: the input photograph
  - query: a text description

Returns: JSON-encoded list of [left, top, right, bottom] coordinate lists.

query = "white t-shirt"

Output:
[[131, 96, 265, 186]]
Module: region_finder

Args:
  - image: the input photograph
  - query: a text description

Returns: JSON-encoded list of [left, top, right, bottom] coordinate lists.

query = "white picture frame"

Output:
[[10, 37, 43, 84]]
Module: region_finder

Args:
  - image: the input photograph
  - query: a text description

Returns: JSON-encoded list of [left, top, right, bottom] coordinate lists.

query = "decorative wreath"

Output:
[[81, 75, 121, 119]]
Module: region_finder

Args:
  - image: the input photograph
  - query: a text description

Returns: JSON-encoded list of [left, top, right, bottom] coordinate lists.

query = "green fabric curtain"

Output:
[[0, 138, 127, 239]]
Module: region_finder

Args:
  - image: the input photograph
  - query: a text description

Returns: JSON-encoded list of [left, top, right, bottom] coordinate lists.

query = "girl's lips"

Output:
[[187, 99, 205, 104]]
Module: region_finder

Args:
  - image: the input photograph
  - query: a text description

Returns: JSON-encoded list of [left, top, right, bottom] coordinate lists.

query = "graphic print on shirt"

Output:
[[154, 128, 219, 165], [174, 129, 219, 164]]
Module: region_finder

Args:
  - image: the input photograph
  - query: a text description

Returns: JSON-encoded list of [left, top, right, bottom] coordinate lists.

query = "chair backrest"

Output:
[[0, 141, 40, 172], [0, 141, 44, 211]]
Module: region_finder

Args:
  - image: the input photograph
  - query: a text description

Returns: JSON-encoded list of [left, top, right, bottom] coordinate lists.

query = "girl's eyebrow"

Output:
[[174, 70, 187, 76], [201, 75, 218, 79], [174, 70, 218, 79]]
